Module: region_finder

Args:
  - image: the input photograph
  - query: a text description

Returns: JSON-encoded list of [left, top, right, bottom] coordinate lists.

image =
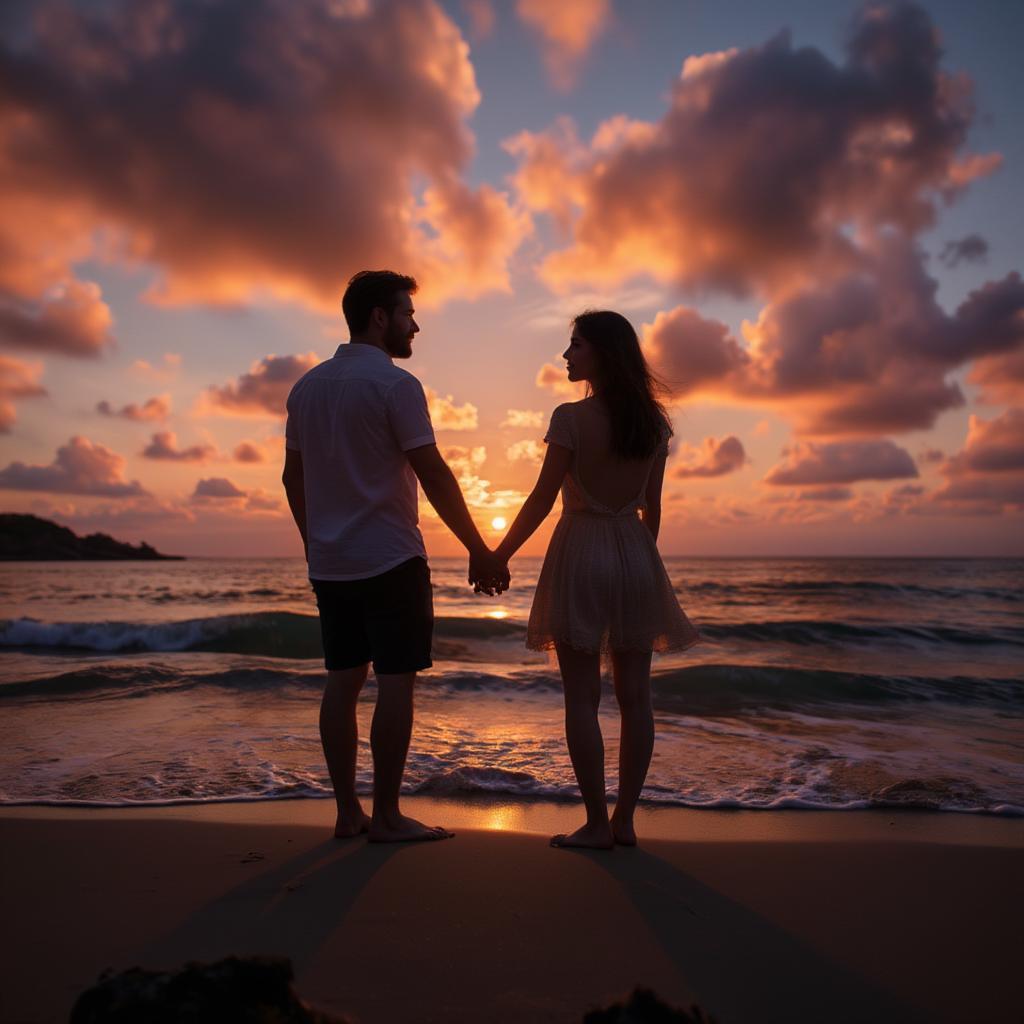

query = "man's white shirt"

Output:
[[285, 343, 435, 580]]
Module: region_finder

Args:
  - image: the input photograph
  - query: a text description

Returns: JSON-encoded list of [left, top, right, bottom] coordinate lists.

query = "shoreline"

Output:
[[3, 797, 1021, 1023]]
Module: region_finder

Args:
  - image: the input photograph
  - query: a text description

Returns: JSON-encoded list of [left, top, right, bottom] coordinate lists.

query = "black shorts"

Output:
[[310, 557, 433, 674]]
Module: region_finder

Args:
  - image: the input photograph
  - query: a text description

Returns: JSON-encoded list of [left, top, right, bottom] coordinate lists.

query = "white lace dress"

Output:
[[526, 403, 701, 655]]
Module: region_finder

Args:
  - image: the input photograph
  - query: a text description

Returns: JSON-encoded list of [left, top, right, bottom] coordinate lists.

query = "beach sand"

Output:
[[2, 797, 1021, 1023]]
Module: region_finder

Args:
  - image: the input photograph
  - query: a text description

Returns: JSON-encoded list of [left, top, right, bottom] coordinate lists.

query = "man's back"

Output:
[[285, 343, 435, 580]]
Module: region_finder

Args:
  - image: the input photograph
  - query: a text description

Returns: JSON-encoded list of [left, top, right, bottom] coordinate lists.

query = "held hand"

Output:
[[468, 549, 510, 596]]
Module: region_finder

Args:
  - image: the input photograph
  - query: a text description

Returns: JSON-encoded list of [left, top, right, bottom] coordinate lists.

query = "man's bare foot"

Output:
[[611, 818, 637, 846], [549, 822, 614, 850], [334, 811, 372, 839], [368, 814, 454, 843]]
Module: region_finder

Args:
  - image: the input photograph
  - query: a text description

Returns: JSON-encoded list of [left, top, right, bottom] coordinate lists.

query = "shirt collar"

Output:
[[335, 342, 393, 363]]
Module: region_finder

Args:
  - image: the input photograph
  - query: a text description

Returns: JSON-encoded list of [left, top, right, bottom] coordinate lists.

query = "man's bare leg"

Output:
[[321, 666, 372, 838], [368, 671, 452, 843]]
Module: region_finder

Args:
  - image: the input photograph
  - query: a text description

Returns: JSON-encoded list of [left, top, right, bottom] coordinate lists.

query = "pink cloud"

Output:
[[192, 477, 246, 500], [764, 439, 918, 486], [506, 439, 544, 464], [0, 0, 527, 312], [142, 431, 217, 463], [233, 441, 264, 464], [0, 281, 113, 357], [204, 352, 319, 418], [797, 486, 854, 502], [673, 436, 747, 479], [461, 0, 495, 39], [516, 0, 611, 90], [0, 436, 146, 496], [535, 362, 580, 396], [0, 355, 46, 432], [507, 4, 996, 295], [97, 394, 171, 422], [501, 409, 545, 429]]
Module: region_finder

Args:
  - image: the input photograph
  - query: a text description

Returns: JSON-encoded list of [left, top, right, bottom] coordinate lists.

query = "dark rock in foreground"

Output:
[[584, 988, 717, 1023], [0, 513, 183, 561], [70, 956, 349, 1024]]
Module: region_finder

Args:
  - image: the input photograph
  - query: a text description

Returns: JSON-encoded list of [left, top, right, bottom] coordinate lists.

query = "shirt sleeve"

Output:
[[284, 392, 301, 451], [544, 404, 575, 450], [387, 375, 436, 451]]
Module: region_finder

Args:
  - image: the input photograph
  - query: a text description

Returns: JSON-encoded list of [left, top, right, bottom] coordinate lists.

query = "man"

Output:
[[282, 270, 508, 842]]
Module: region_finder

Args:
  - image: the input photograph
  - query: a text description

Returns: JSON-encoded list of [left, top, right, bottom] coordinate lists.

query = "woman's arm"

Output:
[[641, 453, 667, 542], [495, 443, 572, 562]]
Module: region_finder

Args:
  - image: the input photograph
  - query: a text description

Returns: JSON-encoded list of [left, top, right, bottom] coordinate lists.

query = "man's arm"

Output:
[[494, 443, 571, 563], [405, 444, 508, 592], [282, 448, 308, 559]]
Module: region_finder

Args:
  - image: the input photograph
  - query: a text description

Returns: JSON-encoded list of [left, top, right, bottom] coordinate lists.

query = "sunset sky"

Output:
[[1, 0, 1022, 557]]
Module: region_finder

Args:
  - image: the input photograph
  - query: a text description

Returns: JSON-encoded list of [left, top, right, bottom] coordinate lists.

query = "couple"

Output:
[[283, 270, 699, 850]]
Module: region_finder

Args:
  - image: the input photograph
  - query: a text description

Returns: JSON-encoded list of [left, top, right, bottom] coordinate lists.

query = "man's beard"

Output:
[[383, 319, 413, 358]]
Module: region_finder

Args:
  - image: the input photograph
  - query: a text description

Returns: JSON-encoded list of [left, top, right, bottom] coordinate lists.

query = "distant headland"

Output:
[[0, 513, 184, 561]]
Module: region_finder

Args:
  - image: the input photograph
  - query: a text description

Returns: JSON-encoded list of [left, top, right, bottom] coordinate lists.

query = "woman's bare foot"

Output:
[[333, 810, 372, 839], [368, 814, 454, 843], [611, 817, 637, 846], [549, 822, 614, 850]]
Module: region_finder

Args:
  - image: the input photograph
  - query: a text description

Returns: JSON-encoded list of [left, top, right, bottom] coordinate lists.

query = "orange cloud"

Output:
[[506, 439, 544, 464], [0, 355, 46, 432], [516, 0, 610, 90], [535, 362, 579, 397], [764, 440, 918, 487], [204, 353, 319, 418], [142, 432, 217, 463], [501, 409, 545, 429], [674, 436, 747, 479], [0, 280, 113, 357], [425, 387, 478, 431], [97, 394, 171, 422], [0, 0, 528, 314], [233, 441, 265, 464], [933, 411, 1024, 511], [461, 0, 495, 39], [0, 436, 146, 496]]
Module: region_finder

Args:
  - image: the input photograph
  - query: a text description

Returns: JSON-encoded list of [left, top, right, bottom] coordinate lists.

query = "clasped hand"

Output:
[[468, 549, 510, 596]]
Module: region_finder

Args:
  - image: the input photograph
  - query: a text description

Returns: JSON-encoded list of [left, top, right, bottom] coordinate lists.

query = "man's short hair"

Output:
[[342, 270, 418, 334]]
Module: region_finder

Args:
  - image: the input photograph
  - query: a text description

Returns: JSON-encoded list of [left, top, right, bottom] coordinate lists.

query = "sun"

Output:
[[490, 516, 507, 530]]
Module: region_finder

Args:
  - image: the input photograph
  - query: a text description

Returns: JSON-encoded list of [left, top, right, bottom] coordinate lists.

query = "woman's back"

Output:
[[570, 398, 658, 512]]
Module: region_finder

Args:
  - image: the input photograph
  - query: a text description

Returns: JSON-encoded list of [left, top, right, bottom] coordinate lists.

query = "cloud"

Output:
[[501, 409, 545, 429], [535, 361, 581, 396], [461, 0, 495, 39], [142, 431, 217, 462], [968, 343, 1024, 405], [764, 439, 918, 486], [192, 477, 246, 500], [506, 439, 544, 463], [940, 234, 988, 268], [516, 0, 611, 90], [97, 394, 171, 422], [507, 4, 996, 295], [0, 436, 146, 496], [0, 355, 46, 432], [0, 0, 528, 312], [644, 239, 1024, 435], [204, 352, 319, 418], [233, 441, 265, 464], [425, 387, 478, 431], [131, 354, 181, 380], [674, 436, 747, 478], [797, 486, 854, 502], [436, 445, 525, 511], [0, 281, 113, 357], [944, 409, 1024, 475]]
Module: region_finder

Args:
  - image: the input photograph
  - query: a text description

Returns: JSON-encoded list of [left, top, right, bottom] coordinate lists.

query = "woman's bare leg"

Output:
[[610, 649, 654, 846], [551, 643, 613, 849]]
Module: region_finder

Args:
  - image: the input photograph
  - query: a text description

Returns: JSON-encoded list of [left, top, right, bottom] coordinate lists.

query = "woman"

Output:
[[495, 310, 699, 849]]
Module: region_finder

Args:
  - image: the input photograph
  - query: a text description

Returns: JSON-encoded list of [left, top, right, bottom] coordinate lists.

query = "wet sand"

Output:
[[1, 797, 1021, 1023]]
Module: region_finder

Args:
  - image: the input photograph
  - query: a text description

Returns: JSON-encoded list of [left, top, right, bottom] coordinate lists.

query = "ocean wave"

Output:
[[682, 579, 1024, 602], [0, 612, 526, 659], [3, 658, 1019, 713], [698, 619, 1024, 648]]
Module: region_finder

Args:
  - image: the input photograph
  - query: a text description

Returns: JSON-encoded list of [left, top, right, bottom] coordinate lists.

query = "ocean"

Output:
[[1, 556, 1022, 815]]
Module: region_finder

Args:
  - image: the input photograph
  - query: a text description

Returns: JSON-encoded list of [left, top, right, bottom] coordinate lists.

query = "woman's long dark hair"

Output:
[[573, 310, 673, 460]]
